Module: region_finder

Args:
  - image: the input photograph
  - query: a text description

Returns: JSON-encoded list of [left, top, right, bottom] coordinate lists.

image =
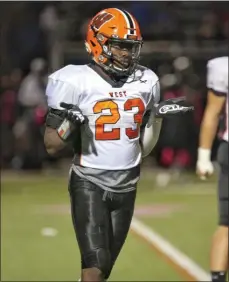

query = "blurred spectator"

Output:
[[1, 73, 19, 168], [196, 12, 222, 41], [18, 58, 47, 108], [12, 58, 48, 170], [39, 4, 61, 70], [39, 5, 59, 34]]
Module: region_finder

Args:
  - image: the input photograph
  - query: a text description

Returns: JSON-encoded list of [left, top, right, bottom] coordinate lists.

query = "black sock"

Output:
[[211, 271, 227, 282]]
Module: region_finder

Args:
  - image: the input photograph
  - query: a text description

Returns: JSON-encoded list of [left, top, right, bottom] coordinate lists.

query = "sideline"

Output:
[[131, 217, 211, 282]]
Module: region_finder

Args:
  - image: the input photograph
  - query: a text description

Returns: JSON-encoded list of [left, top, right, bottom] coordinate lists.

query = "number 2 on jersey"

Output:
[[93, 98, 145, 140]]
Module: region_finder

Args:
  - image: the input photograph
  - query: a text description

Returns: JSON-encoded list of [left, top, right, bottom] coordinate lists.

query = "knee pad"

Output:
[[83, 248, 111, 278]]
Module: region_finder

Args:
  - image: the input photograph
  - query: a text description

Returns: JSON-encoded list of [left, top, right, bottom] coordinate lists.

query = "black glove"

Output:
[[60, 102, 85, 125], [155, 97, 194, 118]]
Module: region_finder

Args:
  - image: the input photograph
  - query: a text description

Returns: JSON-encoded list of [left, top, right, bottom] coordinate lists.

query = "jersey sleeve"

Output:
[[146, 79, 160, 111], [152, 80, 160, 104], [46, 77, 79, 110], [142, 79, 160, 128], [207, 59, 228, 96]]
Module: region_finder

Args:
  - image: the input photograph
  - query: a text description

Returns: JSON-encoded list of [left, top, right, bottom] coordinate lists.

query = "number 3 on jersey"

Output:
[[93, 98, 145, 140]]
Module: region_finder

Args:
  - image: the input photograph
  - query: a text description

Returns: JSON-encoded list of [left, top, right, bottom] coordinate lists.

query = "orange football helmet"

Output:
[[85, 8, 143, 75]]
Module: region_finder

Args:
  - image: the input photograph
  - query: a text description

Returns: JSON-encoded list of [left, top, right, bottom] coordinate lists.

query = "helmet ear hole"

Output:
[[90, 40, 96, 47]]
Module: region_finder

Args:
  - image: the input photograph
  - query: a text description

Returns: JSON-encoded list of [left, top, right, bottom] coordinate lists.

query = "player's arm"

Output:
[[44, 77, 85, 156], [196, 59, 227, 178], [44, 104, 85, 156], [140, 110, 162, 158], [140, 78, 194, 158], [196, 91, 226, 177], [140, 98, 194, 158], [44, 126, 67, 156], [199, 90, 226, 150], [140, 80, 162, 158], [44, 107, 73, 156]]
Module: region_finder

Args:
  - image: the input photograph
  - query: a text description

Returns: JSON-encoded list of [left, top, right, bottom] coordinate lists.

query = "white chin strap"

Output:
[[112, 64, 128, 72]]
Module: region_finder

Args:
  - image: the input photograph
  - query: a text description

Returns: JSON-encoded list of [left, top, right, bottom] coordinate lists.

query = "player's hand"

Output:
[[60, 102, 85, 125], [196, 160, 214, 180], [155, 97, 194, 118], [196, 148, 214, 180]]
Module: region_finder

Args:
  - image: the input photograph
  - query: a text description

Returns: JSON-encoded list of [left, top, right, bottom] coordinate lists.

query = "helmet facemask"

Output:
[[95, 33, 143, 77]]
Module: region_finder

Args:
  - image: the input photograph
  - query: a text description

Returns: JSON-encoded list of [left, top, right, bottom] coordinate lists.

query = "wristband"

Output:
[[57, 119, 74, 141], [197, 148, 211, 162]]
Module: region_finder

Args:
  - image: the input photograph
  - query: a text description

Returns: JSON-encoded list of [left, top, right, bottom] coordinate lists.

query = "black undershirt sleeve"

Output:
[[45, 108, 66, 129]]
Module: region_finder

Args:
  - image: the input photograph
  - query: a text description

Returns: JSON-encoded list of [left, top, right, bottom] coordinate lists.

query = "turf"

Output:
[[1, 170, 216, 281]]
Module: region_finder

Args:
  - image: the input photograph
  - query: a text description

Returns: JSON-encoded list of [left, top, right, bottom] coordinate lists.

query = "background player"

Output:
[[196, 56, 228, 282], [44, 8, 193, 282]]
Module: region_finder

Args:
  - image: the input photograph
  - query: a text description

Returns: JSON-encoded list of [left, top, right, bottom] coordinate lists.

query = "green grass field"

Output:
[[1, 169, 217, 281]]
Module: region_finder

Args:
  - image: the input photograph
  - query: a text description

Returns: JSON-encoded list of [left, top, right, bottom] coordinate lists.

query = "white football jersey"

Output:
[[46, 64, 160, 170], [207, 57, 228, 142]]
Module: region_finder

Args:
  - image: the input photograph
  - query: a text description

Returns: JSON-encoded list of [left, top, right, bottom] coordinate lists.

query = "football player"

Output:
[[196, 56, 228, 282], [44, 8, 193, 281]]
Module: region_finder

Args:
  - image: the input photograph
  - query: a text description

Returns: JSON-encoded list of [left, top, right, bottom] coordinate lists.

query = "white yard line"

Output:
[[131, 217, 211, 282]]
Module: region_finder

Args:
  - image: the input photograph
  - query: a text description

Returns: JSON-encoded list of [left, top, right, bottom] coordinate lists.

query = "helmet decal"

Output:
[[91, 12, 114, 31]]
